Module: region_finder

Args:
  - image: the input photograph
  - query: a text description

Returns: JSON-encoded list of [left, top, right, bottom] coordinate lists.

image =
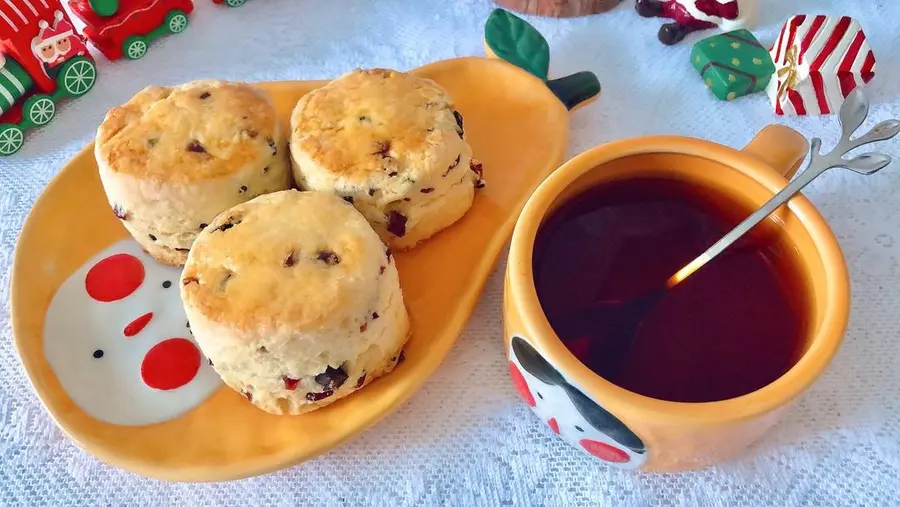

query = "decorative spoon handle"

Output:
[[668, 89, 900, 287]]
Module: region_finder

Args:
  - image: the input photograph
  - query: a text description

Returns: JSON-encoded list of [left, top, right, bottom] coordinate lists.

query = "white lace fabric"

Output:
[[1, 0, 899, 505]]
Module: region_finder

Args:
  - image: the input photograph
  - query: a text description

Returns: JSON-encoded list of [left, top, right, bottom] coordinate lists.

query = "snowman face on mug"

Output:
[[508, 336, 647, 468], [43, 240, 221, 426]]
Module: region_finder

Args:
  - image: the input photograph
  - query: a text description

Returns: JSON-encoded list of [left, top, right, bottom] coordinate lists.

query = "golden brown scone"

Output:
[[180, 190, 410, 415], [290, 68, 484, 250], [96, 79, 292, 266]]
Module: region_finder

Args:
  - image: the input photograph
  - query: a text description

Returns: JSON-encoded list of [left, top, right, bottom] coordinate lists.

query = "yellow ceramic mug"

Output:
[[503, 125, 850, 471]]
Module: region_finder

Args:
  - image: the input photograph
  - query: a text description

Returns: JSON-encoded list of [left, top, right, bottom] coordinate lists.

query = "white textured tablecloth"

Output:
[[2, 0, 900, 505]]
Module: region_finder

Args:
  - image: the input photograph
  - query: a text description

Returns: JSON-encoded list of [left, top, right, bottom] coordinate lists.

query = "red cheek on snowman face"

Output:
[[579, 439, 630, 463], [85, 253, 144, 302], [547, 417, 560, 434], [141, 338, 201, 390], [508, 361, 536, 407]]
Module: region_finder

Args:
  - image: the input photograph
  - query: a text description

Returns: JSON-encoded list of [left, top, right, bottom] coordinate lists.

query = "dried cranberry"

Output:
[[148, 234, 157, 241], [266, 137, 277, 155], [355, 373, 367, 388], [175, 248, 190, 252], [372, 312, 379, 320], [284, 252, 295, 267], [379, 265, 386, 275], [112, 204, 128, 220], [186, 140, 206, 153], [199, 222, 208, 229], [360, 322, 368, 333], [421, 187, 435, 194], [443, 155, 461, 177], [386, 211, 407, 237], [263, 166, 269, 173], [397, 350, 406, 364], [386, 248, 393, 261], [244, 391, 253, 401], [342, 195, 354, 204], [239, 185, 248, 193], [199, 91, 211, 100], [306, 390, 334, 401], [453, 110, 464, 138], [182, 277, 199, 286], [244, 129, 259, 139], [316, 250, 340, 265], [469, 161, 484, 178], [470, 161, 485, 188], [373, 140, 391, 157], [215, 220, 238, 233], [283, 376, 300, 391], [388, 171, 398, 177], [315, 366, 348, 390], [368, 188, 376, 196]]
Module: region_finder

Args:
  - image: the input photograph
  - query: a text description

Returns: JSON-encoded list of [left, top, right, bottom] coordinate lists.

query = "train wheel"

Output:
[[24, 95, 55, 126], [0, 124, 24, 156], [166, 10, 189, 33], [59, 57, 97, 97], [225, 0, 246, 6], [124, 36, 148, 60]]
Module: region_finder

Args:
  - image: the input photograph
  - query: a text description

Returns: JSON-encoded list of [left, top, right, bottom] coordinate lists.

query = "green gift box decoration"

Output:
[[691, 29, 775, 101]]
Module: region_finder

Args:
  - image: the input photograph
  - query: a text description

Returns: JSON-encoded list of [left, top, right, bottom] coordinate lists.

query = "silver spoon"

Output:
[[668, 88, 900, 287], [564, 88, 900, 378]]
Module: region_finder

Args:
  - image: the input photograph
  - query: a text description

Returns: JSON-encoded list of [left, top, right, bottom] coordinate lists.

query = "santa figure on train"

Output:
[[635, 0, 757, 45], [30, 10, 88, 78]]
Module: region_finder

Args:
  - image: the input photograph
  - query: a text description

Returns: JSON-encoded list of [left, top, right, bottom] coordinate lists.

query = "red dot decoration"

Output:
[[508, 361, 536, 407], [85, 253, 144, 302], [141, 338, 201, 391], [547, 417, 559, 435], [579, 439, 630, 463], [124, 312, 153, 337], [548, 417, 560, 434]]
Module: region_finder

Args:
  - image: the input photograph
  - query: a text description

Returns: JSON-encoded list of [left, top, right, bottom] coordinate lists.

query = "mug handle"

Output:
[[741, 125, 810, 180]]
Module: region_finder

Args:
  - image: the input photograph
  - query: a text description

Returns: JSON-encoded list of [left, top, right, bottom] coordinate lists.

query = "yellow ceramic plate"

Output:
[[11, 56, 586, 481]]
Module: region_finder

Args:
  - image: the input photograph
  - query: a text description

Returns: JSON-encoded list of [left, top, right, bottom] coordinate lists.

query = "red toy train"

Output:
[[0, 1, 96, 155], [68, 0, 194, 61], [0, 0, 248, 155]]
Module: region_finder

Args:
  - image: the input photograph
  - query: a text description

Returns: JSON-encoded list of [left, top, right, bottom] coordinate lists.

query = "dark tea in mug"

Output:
[[532, 177, 810, 403]]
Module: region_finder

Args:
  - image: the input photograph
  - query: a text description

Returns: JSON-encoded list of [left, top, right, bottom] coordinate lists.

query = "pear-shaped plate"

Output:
[[11, 57, 580, 481]]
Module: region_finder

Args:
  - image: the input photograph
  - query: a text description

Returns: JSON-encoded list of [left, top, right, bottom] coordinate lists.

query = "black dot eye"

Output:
[[536, 392, 543, 400], [575, 425, 584, 432], [162, 280, 172, 288], [93, 349, 104, 359]]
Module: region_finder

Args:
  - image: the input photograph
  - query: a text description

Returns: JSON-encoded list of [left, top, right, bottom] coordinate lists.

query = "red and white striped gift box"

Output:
[[766, 15, 876, 116]]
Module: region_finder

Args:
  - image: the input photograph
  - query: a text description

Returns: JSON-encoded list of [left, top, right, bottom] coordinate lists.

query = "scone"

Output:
[[180, 190, 410, 415], [96, 79, 292, 266], [290, 68, 484, 250]]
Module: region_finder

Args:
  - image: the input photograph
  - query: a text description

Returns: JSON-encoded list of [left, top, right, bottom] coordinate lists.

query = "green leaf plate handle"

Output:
[[484, 8, 601, 111]]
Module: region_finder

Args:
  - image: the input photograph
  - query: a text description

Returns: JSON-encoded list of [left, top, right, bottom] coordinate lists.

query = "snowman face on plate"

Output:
[[508, 335, 647, 469], [43, 240, 221, 426]]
